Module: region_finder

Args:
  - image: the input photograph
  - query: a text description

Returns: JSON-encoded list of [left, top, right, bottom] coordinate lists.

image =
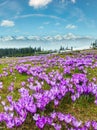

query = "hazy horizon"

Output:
[[0, 39, 94, 51]]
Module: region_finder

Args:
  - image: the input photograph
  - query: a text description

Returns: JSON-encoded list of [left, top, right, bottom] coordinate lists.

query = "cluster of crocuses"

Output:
[[33, 112, 97, 130], [0, 53, 97, 129]]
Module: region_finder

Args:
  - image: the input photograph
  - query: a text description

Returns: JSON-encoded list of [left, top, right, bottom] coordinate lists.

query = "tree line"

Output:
[[0, 47, 42, 57], [91, 40, 97, 49]]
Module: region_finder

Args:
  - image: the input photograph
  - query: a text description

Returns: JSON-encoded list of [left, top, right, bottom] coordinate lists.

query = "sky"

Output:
[[0, 0, 97, 47]]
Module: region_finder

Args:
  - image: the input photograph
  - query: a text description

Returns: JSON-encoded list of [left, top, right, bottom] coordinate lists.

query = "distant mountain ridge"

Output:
[[0, 33, 94, 42]]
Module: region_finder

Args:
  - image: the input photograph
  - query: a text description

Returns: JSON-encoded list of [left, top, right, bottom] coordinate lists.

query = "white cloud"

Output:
[[54, 35, 63, 41], [63, 33, 77, 40], [65, 24, 77, 29], [0, 0, 9, 7], [71, 0, 76, 3], [63, 33, 93, 40], [16, 36, 25, 40], [0, 20, 15, 27], [61, 0, 65, 3], [43, 22, 50, 25], [29, 0, 52, 8], [27, 36, 40, 41], [0, 36, 13, 42], [55, 22, 60, 26], [61, 0, 76, 4], [39, 26, 44, 29], [14, 14, 66, 22], [44, 36, 53, 41]]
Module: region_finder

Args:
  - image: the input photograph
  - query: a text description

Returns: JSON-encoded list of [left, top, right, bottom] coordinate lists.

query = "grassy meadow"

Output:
[[0, 50, 97, 130]]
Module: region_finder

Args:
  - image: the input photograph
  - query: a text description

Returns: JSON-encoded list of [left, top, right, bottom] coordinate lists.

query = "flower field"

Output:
[[1, 52, 97, 130]]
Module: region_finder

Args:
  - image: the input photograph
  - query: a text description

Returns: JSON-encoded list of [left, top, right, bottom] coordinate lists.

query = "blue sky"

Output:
[[0, 0, 97, 42]]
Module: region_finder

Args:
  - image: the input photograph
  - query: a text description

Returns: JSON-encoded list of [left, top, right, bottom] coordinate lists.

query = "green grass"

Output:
[[0, 70, 29, 111], [46, 66, 63, 73], [58, 94, 97, 122], [42, 81, 51, 90], [0, 64, 8, 73], [87, 67, 97, 82]]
